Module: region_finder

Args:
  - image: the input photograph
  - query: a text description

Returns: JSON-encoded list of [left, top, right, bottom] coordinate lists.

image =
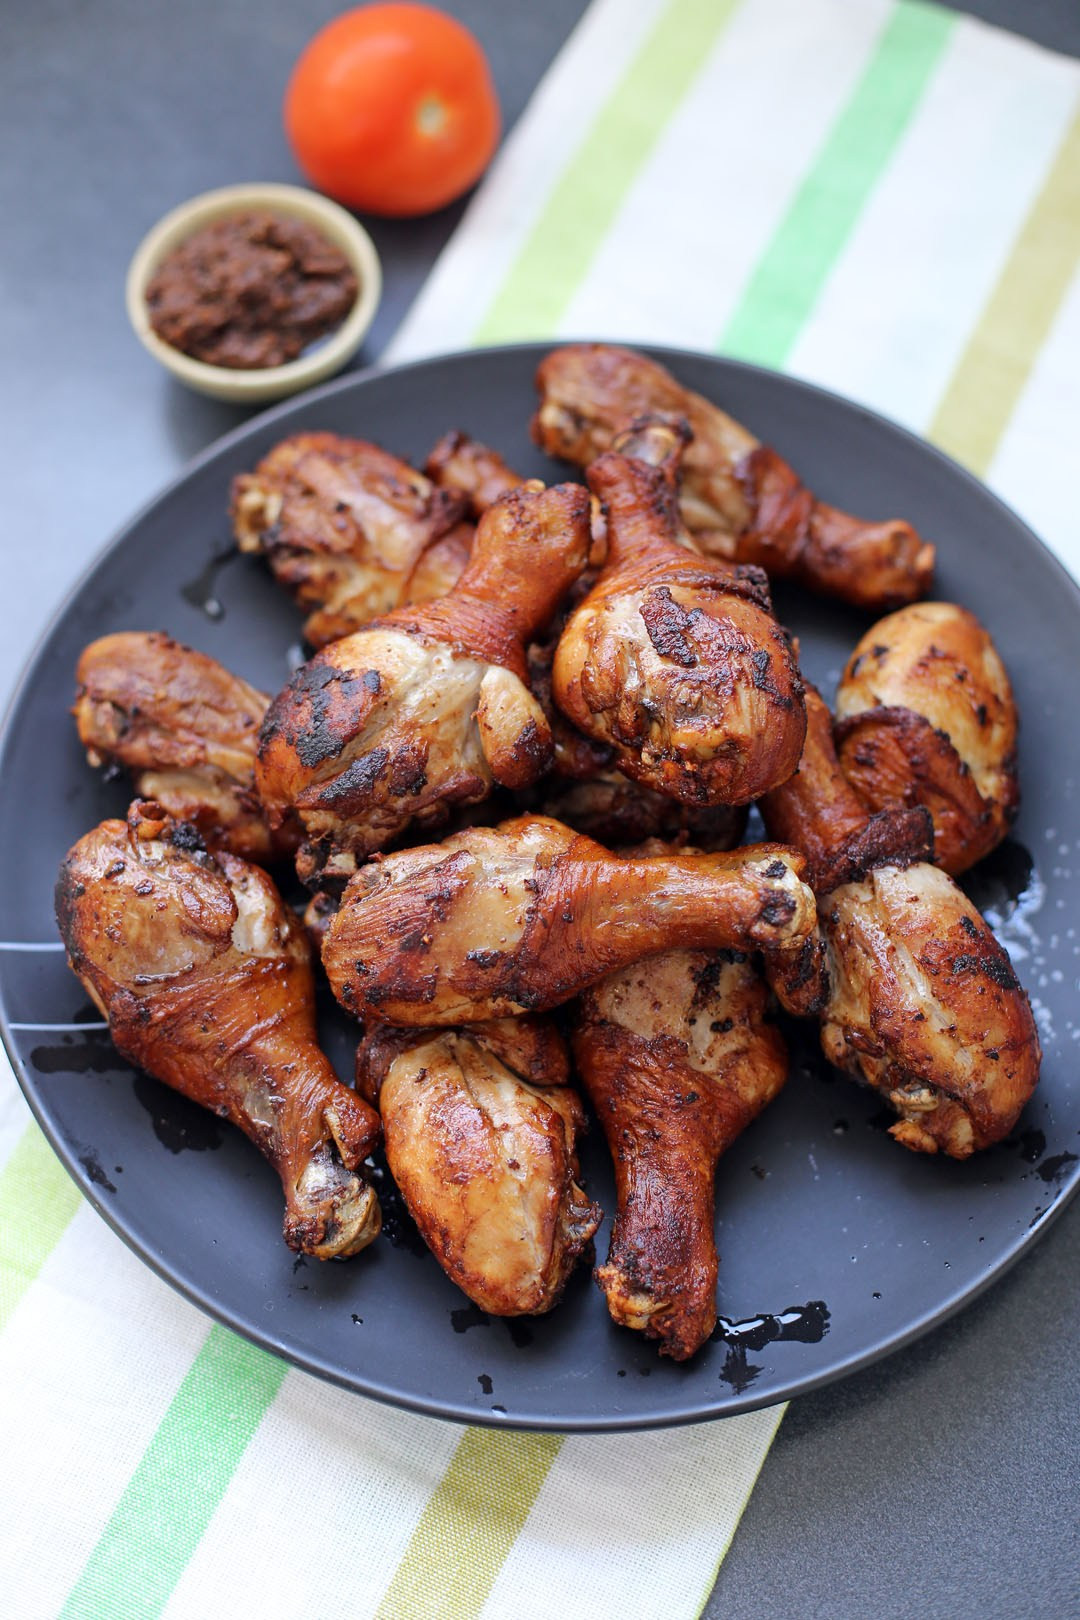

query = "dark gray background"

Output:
[[3, 2, 1078, 1615]]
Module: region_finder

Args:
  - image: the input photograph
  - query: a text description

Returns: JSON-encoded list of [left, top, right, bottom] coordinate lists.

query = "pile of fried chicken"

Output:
[[58, 343, 1040, 1362]]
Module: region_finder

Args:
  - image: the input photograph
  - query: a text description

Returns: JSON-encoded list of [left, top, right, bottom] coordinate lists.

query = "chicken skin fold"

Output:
[[256, 481, 592, 885], [56, 801, 381, 1258], [360, 1017, 601, 1315], [533, 344, 934, 610], [835, 603, 1019, 875], [575, 947, 787, 1360], [321, 814, 819, 1026], [761, 685, 1039, 1157], [230, 432, 473, 646], [761, 683, 933, 896], [425, 430, 527, 516], [73, 631, 298, 864], [553, 417, 806, 805]]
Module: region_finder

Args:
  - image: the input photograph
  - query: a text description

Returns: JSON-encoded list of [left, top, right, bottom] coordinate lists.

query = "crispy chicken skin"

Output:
[[230, 432, 472, 646], [55, 802, 382, 1257], [321, 814, 819, 1026], [761, 685, 1039, 1157], [425, 430, 527, 516], [533, 344, 934, 610], [835, 603, 1019, 875], [256, 481, 592, 885], [73, 632, 298, 863], [761, 684, 933, 895], [526, 610, 748, 848], [574, 948, 787, 1359], [822, 864, 1041, 1157], [552, 418, 807, 805], [359, 1018, 601, 1314]]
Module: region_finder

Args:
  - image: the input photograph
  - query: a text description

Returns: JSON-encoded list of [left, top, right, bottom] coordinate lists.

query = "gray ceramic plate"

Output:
[[2, 344, 1078, 1430]]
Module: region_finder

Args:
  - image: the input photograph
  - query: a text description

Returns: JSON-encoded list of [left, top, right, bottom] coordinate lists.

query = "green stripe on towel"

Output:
[[474, 0, 743, 343], [58, 1325, 287, 1620], [719, 1, 955, 367], [0, 1123, 82, 1334]]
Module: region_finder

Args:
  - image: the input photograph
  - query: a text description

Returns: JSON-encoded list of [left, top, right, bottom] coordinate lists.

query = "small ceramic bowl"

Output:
[[126, 182, 382, 404]]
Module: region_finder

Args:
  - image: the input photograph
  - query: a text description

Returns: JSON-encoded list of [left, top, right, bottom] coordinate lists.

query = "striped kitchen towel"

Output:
[[390, 0, 1080, 577], [3, 1, 1079, 1616]]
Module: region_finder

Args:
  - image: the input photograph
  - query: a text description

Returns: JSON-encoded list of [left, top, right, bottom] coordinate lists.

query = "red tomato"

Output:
[[284, 4, 501, 217]]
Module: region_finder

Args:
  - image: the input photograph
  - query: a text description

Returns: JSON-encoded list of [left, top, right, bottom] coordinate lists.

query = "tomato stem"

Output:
[[416, 95, 448, 137]]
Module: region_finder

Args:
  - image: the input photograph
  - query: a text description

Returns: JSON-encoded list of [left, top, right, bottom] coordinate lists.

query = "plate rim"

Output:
[[3, 340, 1079, 1432]]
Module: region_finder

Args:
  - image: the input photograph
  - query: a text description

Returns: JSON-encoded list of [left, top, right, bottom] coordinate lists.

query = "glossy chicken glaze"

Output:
[[822, 862, 1041, 1157], [360, 1017, 600, 1315], [55, 801, 381, 1257], [73, 631, 296, 864], [575, 947, 787, 1361], [835, 602, 1019, 875], [762, 685, 1040, 1157], [230, 431, 473, 646], [553, 419, 807, 805], [256, 481, 592, 883], [762, 685, 933, 896], [533, 343, 934, 609], [321, 814, 818, 1026], [424, 429, 527, 517]]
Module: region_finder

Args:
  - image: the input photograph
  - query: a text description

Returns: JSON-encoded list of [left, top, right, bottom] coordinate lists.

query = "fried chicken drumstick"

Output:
[[835, 603, 1019, 875], [553, 417, 807, 805], [575, 942, 787, 1361], [73, 632, 298, 863], [230, 432, 473, 646], [525, 606, 749, 849], [426, 432, 736, 845], [761, 687, 1040, 1157], [321, 814, 818, 1026], [56, 801, 381, 1258], [256, 481, 592, 885], [359, 1017, 600, 1314], [533, 344, 934, 610], [761, 682, 933, 896]]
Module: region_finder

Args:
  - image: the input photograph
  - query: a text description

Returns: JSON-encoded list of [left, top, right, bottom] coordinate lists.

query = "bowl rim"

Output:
[[125, 181, 383, 400]]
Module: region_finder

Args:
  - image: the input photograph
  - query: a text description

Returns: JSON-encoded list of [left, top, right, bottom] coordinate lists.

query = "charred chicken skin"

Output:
[[230, 432, 473, 646], [761, 683, 933, 896], [761, 685, 1040, 1157], [321, 813, 818, 1026], [574, 946, 787, 1360], [56, 802, 382, 1257], [359, 1017, 601, 1314], [835, 603, 1019, 876], [526, 606, 748, 849], [553, 417, 807, 805], [73, 631, 298, 864], [423, 453, 711, 842], [533, 344, 934, 610], [425, 440, 705, 845], [256, 481, 592, 885]]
